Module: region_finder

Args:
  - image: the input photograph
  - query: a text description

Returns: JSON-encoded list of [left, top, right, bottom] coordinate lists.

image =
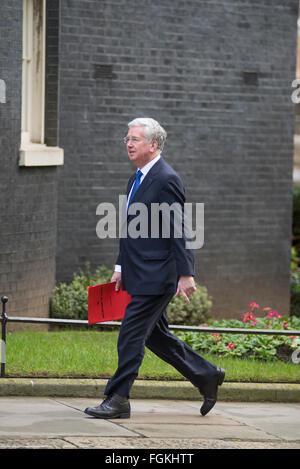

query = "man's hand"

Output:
[[175, 276, 196, 303], [111, 271, 122, 291]]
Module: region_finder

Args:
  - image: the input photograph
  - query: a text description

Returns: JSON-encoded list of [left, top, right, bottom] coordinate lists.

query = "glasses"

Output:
[[123, 137, 145, 145]]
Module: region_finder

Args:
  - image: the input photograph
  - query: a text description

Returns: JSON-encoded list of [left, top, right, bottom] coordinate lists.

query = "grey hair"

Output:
[[128, 118, 167, 151]]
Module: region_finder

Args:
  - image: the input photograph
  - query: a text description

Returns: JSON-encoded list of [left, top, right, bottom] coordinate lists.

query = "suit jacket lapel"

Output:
[[126, 173, 136, 197]]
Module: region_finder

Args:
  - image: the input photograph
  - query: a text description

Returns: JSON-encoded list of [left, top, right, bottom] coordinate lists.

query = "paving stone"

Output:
[[0, 397, 299, 450]]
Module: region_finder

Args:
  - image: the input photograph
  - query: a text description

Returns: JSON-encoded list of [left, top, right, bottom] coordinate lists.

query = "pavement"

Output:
[[0, 378, 300, 450]]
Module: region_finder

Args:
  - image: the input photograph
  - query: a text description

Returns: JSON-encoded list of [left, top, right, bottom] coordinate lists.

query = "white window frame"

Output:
[[19, 0, 63, 166]]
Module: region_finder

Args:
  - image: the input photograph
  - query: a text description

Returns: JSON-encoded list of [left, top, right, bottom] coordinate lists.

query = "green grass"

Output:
[[4, 329, 300, 383]]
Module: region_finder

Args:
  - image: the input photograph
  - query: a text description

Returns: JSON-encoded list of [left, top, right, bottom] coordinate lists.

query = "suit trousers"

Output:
[[104, 291, 218, 398]]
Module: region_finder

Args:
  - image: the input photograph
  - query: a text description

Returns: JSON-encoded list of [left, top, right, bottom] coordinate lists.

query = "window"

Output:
[[20, 0, 63, 166]]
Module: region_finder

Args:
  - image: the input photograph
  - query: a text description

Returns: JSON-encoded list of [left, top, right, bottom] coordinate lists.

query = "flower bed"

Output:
[[175, 302, 300, 361]]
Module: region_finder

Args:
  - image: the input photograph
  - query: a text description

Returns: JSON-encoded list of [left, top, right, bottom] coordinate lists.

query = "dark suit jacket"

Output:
[[117, 157, 195, 295]]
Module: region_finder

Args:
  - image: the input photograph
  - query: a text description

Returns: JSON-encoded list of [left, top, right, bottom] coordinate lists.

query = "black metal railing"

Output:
[[1, 295, 300, 378]]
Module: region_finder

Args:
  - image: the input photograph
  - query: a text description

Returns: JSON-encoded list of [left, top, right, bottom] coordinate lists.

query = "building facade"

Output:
[[0, 0, 298, 322], [0, 1, 62, 321]]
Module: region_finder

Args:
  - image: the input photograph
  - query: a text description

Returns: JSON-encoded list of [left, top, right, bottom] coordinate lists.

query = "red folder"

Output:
[[88, 282, 131, 325]]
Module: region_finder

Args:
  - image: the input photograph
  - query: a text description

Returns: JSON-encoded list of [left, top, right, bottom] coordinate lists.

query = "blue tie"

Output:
[[128, 170, 143, 206]]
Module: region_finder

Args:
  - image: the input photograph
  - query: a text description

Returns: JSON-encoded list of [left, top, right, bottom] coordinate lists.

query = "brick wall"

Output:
[[0, 1, 59, 325], [56, 0, 298, 317]]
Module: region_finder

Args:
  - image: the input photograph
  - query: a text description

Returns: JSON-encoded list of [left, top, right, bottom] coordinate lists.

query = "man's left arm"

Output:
[[159, 175, 196, 302]]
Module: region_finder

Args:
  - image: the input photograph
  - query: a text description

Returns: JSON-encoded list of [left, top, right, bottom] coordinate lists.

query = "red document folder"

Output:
[[88, 282, 131, 325]]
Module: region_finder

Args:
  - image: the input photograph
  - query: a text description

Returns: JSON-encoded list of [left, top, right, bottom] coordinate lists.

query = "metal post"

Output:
[[1, 296, 8, 378]]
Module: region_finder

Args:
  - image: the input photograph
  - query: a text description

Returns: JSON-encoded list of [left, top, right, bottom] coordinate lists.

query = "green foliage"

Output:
[[50, 263, 113, 320], [51, 263, 212, 325], [175, 303, 300, 361], [166, 285, 211, 325]]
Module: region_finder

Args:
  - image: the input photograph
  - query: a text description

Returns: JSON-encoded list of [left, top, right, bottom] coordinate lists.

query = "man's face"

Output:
[[125, 126, 158, 168]]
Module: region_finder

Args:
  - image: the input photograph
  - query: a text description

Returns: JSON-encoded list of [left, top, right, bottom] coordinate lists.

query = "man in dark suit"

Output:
[[85, 118, 225, 419]]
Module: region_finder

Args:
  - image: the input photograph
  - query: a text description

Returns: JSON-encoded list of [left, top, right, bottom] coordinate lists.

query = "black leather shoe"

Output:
[[84, 393, 130, 419], [199, 367, 225, 416]]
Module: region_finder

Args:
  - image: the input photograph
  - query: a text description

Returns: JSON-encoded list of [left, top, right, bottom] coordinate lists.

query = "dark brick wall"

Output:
[[56, 0, 298, 317], [0, 1, 59, 325]]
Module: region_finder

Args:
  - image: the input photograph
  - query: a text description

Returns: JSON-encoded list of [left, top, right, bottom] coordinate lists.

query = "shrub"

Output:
[[51, 264, 113, 320], [51, 263, 212, 325], [166, 285, 211, 325]]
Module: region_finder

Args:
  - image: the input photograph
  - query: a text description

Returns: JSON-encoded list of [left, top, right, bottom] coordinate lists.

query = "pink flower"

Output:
[[283, 321, 288, 329], [290, 336, 296, 339], [228, 343, 235, 349], [267, 310, 282, 320], [248, 302, 259, 311], [211, 333, 220, 339], [272, 310, 282, 319], [242, 312, 257, 323]]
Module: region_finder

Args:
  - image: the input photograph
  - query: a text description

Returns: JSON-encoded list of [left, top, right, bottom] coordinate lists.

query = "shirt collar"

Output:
[[138, 154, 161, 178]]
